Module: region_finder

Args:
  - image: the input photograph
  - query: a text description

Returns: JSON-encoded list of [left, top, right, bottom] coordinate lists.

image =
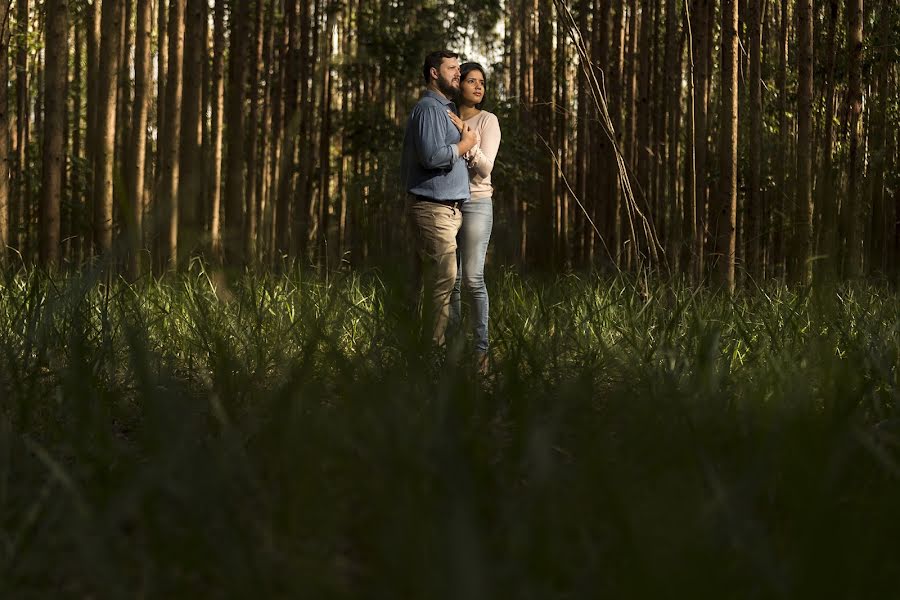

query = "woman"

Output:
[[448, 62, 501, 372]]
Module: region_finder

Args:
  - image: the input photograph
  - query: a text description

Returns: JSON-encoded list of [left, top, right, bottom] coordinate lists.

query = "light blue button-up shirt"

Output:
[[401, 90, 471, 201]]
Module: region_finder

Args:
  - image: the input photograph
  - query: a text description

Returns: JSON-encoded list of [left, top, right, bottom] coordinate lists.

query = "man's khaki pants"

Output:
[[407, 197, 463, 347]]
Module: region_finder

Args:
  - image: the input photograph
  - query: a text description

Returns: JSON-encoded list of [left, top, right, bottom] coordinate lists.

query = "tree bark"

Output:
[[157, 0, 184, 269], [0, 2, 10, 262], [867, 0, 892, 275], [747, 0, 764, 278], [843, 0, 862, 278], [13, 0, 28, 256], [245, 0, 265, 264], [689, 0, 711, 280], [209, 0, 225, 258], [178, 0, 204, 260], [276, 0, 298, 260], [40, 0, 67, 267], [791, 0, 813, 283], [224, 0, 250, 265], [92, 0, 124, 257], [127, 0, 152, 276], [716, 0, 739, 291]]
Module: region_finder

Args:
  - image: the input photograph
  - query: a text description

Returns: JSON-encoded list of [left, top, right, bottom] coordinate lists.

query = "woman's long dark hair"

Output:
[[459, 62, 487, 111]]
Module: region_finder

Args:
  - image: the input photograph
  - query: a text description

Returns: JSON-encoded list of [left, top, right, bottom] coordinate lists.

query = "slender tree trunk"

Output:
[[127, 0, 152, 276], [13, 0, 28, 256], [663, 0, 681, 266], [40, 0, 67, 267], [0, 2, 10, 262], [209, 0, 225, 257], [636, 0, 653, 232], [224, 0, 250, 265], [867, 0, 892, 275], [747, 0, 764, 278], [178, 0, 204, 260], [817, 0, 838, 280], [843, 0, 862, 278], [773, 0, 788, 275], [92, 0, 124, 257], [157, 0, 184, 269], [716, 0, 738, 291], [276, 0, 298, 259], [245, 0, 265, 264], [157, 0, 168, 154], [690, 0, 711, 280], [791, 0, 813, 282]]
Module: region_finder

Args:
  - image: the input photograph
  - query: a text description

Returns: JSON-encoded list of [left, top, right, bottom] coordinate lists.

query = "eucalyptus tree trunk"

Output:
[[792, 0, 813, 283], [663, 0, 681, 266], [127, 0, 153, 276], [689, 0, 711, 280], [92, 0, 124, 257], [178, 0, 204, 260], [746, 0, 763, 278], [773, 0, 788, 275], [14, 0, 28, 255], [636, 0, 653, 228], [843, 0, 863, 278], [245, 0, 265, 264], [276, 0, 298, 260], [867, 0, 892, 275], [817, 0, 839, 280], [716, 0, 739, 291], [209, 0, 225, 257], [157, 0, 184, 269], [0, 2, 10, 262], [224, 0, 251, 265], [40, 0, 67, 267]]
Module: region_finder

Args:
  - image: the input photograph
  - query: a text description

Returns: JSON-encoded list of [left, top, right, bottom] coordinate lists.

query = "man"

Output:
[[401, 50, 478, 348]]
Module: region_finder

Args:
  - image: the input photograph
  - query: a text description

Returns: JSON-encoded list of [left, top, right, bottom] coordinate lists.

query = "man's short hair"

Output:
[[422, 50, 459, 85]]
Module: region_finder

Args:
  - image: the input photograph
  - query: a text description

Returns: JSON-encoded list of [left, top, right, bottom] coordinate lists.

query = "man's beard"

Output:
[[436, 75, 458, 98]]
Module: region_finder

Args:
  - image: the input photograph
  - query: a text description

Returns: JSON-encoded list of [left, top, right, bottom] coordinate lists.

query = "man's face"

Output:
[[432, 57, 461, 96]]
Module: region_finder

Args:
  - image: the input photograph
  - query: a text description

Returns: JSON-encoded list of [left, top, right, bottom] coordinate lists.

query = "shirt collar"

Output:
[[424, 89, 455, 107]]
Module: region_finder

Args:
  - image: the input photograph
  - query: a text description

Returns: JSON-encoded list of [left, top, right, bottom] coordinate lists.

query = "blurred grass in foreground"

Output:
[[0, 265, 898, 598]]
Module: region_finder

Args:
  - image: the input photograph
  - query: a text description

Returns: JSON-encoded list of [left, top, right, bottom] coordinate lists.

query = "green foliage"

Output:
[[1, 266, 899, 596]]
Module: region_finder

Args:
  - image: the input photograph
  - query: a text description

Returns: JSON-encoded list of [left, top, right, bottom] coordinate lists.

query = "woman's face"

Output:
[[460, 70, 485, 107]]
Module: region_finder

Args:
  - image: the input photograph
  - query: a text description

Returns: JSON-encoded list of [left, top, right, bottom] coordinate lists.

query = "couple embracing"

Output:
[[401, 50, 502, 373]]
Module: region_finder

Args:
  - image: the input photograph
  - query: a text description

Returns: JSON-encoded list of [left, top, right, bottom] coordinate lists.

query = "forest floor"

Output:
[[1, 266, 899, 597]]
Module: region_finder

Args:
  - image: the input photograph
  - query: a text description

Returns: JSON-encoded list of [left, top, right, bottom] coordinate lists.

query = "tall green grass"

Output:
[[0, 265, 898, 598]]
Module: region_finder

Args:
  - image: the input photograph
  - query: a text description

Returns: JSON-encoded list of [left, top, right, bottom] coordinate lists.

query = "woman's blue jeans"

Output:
[[450, 197, 493, 353]]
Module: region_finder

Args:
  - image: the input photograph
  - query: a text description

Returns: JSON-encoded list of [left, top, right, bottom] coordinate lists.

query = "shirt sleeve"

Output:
[[468, 114, 501, 179], [412, 106, 459, 170]]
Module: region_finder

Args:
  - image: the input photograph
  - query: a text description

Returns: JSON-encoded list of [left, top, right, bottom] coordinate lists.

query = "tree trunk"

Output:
[[209, 0, 225, 258], [689, 0, 711, 280], [867, 0, 892, 275], [92, 0, 124, 257], [13, 0, 28, 256], [276, 0, 299, 260], [178, 0, 204, 260], [0, 3, 10, 262], [40, 0, 67, 267], [663, 0, 681, 266], [224, 0, 250, 265], [747, 0, 763, 278], [127, 0, 152, 276], [791, 0, 813, 283], [716, 0, 738, 291], [245, 0, 265, 264], [817, 0, 839, 280], [773, 0, 788, 275], [157, 0, 184, 269], [843, 0, 862, 278]]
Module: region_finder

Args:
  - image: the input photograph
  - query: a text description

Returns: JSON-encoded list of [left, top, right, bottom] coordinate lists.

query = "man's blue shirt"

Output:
[[401, 90, 471, 201]]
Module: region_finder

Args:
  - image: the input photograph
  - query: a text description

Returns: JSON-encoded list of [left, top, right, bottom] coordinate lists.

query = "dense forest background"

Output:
[[0, 0, 897, 286]]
